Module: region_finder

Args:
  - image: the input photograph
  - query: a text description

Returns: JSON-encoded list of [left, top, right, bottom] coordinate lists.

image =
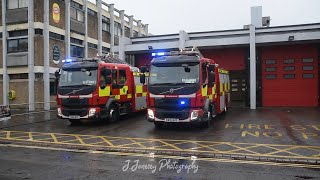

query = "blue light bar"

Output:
[[62, 59, 73, 63], [180, 101, 186, 105], [152, 52, 166, 57]]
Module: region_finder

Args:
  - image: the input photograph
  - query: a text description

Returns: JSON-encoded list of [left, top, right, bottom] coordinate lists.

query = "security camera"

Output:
[[262, 17, 270, 27]]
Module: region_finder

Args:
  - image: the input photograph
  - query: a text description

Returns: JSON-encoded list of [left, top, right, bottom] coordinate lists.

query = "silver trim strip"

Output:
[[58, 94, 93, 99]]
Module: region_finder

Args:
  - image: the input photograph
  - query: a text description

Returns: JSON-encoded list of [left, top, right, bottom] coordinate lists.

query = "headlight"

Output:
[[190, 110, 199, 120], [57, 108, 62, 117], [88, 108, 96, 117], [147, 109, 155, 119]]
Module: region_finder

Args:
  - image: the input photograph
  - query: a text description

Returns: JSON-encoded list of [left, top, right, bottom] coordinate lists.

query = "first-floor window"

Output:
[[50, 81, 57, 96], [8, 0, 28, 9], [7, 38, 28, 53], [70, 45, 84, 58]]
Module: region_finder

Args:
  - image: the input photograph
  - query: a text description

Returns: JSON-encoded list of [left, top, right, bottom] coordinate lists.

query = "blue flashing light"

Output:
[[180, 100, 186, 105], [62, 59, 73, 63], [152, 52, 166, 57]]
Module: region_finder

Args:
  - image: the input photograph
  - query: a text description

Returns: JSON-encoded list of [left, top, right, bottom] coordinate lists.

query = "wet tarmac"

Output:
[[0, 107, 319, 147], [0, 145, 319, 180]]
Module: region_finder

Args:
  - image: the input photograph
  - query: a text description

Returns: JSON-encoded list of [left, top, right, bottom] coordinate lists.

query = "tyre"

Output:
[[108, 104, 119, 123], [201, 109, 211, 128]]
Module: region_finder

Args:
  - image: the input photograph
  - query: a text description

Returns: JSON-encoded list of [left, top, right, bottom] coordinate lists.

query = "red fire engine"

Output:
[[55, 54, 148, 124], [140, 48, 230, 128]]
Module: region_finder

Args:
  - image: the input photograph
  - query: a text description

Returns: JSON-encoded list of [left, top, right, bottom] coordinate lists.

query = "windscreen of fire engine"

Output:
[[149, 63, 199, 85], [59, 69, 98, 87]]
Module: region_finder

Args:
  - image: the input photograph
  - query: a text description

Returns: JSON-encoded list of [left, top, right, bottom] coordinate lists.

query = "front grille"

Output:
[[61, 98, 89, 107], [156, 110, 190, 120], [62, 108, 87, 117], [154, 98, 190, 109]]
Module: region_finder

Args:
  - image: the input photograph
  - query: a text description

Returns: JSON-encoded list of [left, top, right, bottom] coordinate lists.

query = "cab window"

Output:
[[202, 64, 207, 84], [119, 69, 126, 85]]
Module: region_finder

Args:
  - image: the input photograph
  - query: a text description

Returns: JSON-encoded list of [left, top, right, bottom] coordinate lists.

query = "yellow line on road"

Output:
[[0, 143, 319, 169]]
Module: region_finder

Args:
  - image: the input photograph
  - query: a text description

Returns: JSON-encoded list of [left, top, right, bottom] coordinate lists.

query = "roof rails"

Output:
[[98, 53, 140, 72], [153, 47, 204, 58]]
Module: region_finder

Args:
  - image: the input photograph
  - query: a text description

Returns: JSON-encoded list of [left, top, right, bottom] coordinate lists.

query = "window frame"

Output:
[[7, 0, 28, 10], [7, 38, 28, 53]]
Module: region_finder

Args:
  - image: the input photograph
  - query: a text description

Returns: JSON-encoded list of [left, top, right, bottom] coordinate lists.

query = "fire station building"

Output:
[[114, 7, 320, 109], [0, 0, 148, 110]]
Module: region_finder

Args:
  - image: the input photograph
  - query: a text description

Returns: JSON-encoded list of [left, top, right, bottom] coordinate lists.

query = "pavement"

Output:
[[0, 107, 319, 179]]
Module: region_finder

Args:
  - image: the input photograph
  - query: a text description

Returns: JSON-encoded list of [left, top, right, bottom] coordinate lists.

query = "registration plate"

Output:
[[165, 118, 179, 122], [69, 115, 80, 119]]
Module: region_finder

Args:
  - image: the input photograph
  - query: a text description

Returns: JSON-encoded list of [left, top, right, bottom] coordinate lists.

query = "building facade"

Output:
[[115, 7, 320, 108], [0, 0, 148, 110]]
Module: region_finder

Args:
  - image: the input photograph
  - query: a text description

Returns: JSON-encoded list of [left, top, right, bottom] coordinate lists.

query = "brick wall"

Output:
[[88, 48, 98, 58], [102, 31, 111, 44], [88, 15, 98, 39], [9, 80, 29, 105], [34, 36, 44, 66], [49, 38, 65, 68], [34, 0, 44, 22]]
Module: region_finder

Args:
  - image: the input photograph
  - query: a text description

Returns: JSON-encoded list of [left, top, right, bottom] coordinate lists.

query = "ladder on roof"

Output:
[[99, 53, 140, 72], [169, 47, 204, 58]]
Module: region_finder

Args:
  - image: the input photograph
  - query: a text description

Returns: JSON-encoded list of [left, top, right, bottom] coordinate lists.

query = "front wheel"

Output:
[[201, 110, 211, 128], [108, 105, 119, 123]]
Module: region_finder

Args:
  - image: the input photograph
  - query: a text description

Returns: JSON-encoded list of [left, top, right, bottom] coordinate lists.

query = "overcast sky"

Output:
[[99, 0, 320, 35]]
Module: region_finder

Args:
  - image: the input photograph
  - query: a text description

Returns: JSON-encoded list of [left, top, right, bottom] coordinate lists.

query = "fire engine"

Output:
[[55, 54, 148, 124], [140, 48, 230, 128]]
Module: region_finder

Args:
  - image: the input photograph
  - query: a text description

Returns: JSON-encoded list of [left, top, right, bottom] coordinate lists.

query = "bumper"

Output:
[[57, 107, 101, 120], [147, 108, 204, 123]]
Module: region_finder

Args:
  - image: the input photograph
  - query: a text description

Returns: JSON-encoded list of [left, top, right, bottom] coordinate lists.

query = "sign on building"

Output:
[[53, 45, 60, 65]]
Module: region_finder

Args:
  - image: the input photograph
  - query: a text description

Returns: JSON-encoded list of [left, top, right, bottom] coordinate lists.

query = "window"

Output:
[[112, 70, 117, 84], [303, 74, 314, 79], [284, 59, 294, 64], [133, 31, 138, 37], [303, 66, 314, 71], [114, 23, 122, 36], [50, 81, 57, 96], [265, 59, 276, 64], [9, 30, 28, 37], [302, 58, 313, 63], [70, 45, 84, 58], [266, 67, 276, 72], [7, 38, 28, 53], [35, 29, 43, 35], [284, 74, 295, 79], [284, 66, 295, 71], [202, 65, 207, 84], [88, 42, 97, 49], [49, 32, 65, 40], [102, 47, 110, 54], [87, 8, 97, 17], [266, 74, 276, 79], [8, 0, 28, 9], [9, 73, 28, 79], [102, 22, 110, 32], [119, 70, 126, 84], [71, 7, 84, 22], [71, 1, 82, 9], [102, 16, 110, 22], [71, 38, 83, 45]]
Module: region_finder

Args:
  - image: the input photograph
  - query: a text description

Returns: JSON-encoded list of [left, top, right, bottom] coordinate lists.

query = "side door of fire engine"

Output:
[[111, 69, 129, 102]]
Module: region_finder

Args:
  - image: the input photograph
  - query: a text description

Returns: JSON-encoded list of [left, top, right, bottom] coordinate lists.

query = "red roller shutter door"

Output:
[[262, 45, 318, 107]]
